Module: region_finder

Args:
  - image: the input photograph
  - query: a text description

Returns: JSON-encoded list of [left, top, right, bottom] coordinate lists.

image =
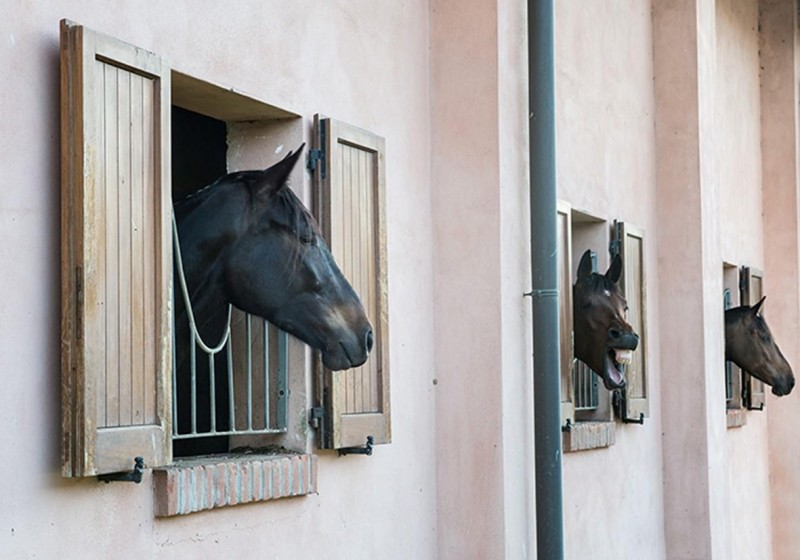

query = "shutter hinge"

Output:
[[308, 118, 327, 178], [307, 148, 325, 175], [609, 239, 621, 259], [739, 268, 748, 295], [610, 220, 622, 257], [310, 406, 330, 448]]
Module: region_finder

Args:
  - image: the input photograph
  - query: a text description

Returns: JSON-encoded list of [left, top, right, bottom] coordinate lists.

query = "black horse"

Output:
[[725, 297, 795, 396], [172, 146, 372, 452]]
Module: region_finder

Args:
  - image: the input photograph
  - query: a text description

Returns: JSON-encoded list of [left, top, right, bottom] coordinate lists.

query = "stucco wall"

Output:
[[555, 2, 666, 558], [715, 1, 774, 559], [0, 2, 437, 558]]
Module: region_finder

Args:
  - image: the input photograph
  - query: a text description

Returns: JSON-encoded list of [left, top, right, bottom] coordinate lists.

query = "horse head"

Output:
[[174, 145, 373, 371], [573, 249, 639, 390], [725, 297, 795, 396]]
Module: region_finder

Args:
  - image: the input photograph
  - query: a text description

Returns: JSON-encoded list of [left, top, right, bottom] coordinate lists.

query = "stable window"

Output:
[[724, 264, 766, 426], [60, 21, 389, 492], [558, 203, 649, 452], [559, 204, 632, 452]]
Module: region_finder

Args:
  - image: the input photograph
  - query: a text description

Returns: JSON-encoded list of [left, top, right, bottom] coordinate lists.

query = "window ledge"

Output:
[[153, 453, 317, 517], [726, 408, 747, 429], [563, 421, 616, 453]]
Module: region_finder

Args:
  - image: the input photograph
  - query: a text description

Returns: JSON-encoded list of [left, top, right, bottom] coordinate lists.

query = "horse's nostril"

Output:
[[609, 328, 622, 339], [365, 329, 374, 353]]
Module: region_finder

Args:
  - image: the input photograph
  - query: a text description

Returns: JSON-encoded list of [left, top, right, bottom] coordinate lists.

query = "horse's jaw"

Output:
[[602, 348, 631, 390]]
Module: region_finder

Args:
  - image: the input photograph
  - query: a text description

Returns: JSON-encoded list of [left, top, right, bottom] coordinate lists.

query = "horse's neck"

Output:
[[175, 204, 235, 334]]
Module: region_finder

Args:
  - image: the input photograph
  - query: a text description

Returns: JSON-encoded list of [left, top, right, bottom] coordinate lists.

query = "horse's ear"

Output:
[[606, 253, 623, 284], [577, 250, 593, 280], [252, 144, 305, 196], [752, 296, 766, 315]]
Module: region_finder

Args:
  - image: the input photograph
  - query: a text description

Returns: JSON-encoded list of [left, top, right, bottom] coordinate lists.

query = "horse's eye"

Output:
[[300, 234, 315, 245]]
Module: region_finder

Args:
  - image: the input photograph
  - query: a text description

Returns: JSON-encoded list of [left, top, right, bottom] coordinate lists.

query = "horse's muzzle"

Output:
[[608, 329, 639, 351], [772, 376, 795, 396]]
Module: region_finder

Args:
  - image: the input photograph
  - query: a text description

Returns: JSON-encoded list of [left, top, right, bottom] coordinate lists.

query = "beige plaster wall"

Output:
[[0, 2, 438, 558], [555, 2, 666, 559], [715, 1, 774, 559], [430, 0, 535, 557], [760, 1, 800, 559]]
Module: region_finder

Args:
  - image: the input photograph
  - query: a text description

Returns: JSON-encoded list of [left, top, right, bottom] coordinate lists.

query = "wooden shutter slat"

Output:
[[557, 202, 575, 426], [741, 267, 767, 410], [313, 116, 390, 448], [617, 222, 649, 419], [61, 20, 172, 476]]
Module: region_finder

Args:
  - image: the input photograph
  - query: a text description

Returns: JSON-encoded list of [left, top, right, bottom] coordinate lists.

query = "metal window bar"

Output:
[[172, 300, 289, 439], [724, 288, 734, 404], [172, 309, 289, 440], [573, 359, 599, 411]]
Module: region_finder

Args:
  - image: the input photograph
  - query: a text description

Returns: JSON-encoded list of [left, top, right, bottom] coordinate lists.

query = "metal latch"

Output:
[[98, 456, 145, 483], [338, 435, 374, 457]]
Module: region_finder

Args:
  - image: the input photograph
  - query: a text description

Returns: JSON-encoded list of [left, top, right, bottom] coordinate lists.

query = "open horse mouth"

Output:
[[603, 347, 633, 390]]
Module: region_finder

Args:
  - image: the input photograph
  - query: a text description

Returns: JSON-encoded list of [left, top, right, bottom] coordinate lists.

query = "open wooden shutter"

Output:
[[61, 20, 172, 476], [615, 222, 649, 420], [312, 116, 390, 449], [557, 202, 575, 427], [741, 267, 766, 410]]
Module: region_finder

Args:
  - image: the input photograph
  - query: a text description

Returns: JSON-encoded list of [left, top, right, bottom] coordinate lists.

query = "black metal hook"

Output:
[[338, 435, 374, 456], [612, 390, 645, 425], [98, 457, 145, 483]]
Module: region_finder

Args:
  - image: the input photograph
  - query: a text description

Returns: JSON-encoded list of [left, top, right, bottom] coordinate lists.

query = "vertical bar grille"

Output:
[[573, 360, 599, 411], [172, 309, 289, 440], [724, 288, 734, 404]]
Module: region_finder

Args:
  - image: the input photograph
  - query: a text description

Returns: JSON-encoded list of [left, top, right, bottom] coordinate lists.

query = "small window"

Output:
[[559, 204, 624, 452], [169, 106, 300, 458]]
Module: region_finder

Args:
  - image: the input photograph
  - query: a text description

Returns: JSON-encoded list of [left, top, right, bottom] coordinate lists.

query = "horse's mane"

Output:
[[174, 170, 318, 239]]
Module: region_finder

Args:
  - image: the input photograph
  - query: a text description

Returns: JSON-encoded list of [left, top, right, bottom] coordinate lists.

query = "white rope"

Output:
[[172, 211, 232, 354]]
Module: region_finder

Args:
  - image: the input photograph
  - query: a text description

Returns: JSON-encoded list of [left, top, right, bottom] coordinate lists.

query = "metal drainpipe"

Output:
[[528, 1, 565, 559]]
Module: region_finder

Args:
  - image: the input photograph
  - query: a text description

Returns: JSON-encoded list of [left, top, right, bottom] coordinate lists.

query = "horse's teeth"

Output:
[[615, 349, 633, 365]]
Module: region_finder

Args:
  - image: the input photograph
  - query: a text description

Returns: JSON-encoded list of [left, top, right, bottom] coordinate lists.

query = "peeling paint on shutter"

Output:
[[312, 116, 390, 449], [60, 20, 172, 476]]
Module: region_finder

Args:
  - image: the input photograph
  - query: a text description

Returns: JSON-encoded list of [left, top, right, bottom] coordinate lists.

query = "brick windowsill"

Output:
[[153, 453, 317, 517], [563, 421, 616, 453], [726, 408, 747, 429]]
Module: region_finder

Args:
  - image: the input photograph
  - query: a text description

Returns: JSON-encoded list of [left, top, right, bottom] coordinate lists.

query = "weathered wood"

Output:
[[742, 267, 767, 410], [313, 117, 391, 448], [617, 222, 649, 419], [556, 202, 575, 426], [60, 19, 172, 477]]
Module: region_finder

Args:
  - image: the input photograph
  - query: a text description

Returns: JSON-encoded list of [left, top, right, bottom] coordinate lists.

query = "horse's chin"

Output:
[[770, 377, 795, 397], [321, 343, 368, 371]]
